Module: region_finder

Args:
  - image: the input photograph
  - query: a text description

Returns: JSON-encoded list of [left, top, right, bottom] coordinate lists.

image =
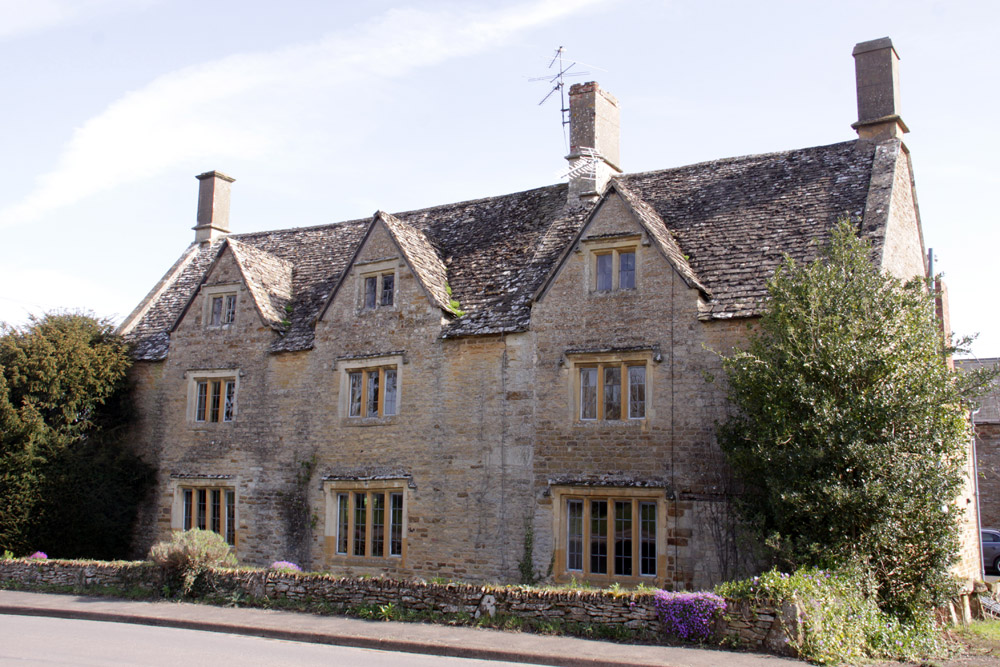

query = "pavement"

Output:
[[0, 590, 803, 667]]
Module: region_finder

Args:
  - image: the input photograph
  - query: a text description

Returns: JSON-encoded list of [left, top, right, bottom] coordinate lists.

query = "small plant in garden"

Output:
[[149, 529, 236, 597], [28, 551, 47, 559], [269, 560, 302, 573], [377, 603, 397, 621], [1, 550, 14, 559], [653, 590, 726, 642]]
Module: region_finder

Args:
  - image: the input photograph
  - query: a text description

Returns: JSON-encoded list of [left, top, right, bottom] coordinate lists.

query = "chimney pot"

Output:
[[851, 37, 908, 141], [193, 170, 235, 243], [566, 82, 622, 204]]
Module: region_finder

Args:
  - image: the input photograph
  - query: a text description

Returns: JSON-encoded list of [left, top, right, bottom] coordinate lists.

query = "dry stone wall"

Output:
[[0, 559, 800, 657]]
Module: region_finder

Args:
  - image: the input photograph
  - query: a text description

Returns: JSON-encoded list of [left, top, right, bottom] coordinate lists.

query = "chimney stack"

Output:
[[567, 82, 622, 204], [851, 37, 908, 142], [193, 170, 235, 243]]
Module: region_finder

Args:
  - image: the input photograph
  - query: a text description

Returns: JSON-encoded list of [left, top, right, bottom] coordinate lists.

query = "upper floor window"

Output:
[[202, 285, 239, 327], [187, 370, 239, 424], [594, 248, 636, 292], [348, 366, 398, 418], [337, 353, 403, 422], [579, 362, 645, 421]]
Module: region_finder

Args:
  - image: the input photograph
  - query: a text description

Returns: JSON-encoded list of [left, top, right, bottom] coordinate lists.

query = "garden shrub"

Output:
[[149, 529, 236, 596], [653, 590, 726, 642], [716, 223, 994, 619], [717, 567, 944, 664]]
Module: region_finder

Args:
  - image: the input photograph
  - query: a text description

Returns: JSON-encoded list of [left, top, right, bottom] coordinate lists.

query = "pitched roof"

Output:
[[226, 239, 293, 331], [123, 138, 888, 359], [620, 139, 878, 319]]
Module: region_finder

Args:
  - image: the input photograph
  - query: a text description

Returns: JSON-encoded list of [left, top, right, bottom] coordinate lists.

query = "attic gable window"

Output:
[[211, 294, 237, 325], [594, 248, 636, 292], [583, 235, 640, 294], [202, 284, 239, 327], [361, 264, 396, 310]]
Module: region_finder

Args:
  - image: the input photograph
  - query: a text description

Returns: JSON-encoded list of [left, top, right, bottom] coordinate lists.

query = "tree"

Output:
[[717, 222, 989, 619], [0, 313, 152, 558]]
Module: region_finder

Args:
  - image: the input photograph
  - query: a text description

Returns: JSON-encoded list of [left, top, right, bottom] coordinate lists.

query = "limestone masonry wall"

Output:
[[0, 559, 798, 657]]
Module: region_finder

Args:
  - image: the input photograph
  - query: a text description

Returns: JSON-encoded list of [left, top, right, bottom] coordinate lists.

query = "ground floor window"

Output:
[[552, 486, 664, 583], [172, 480, 237, 546], [324, 478, 408, 561]]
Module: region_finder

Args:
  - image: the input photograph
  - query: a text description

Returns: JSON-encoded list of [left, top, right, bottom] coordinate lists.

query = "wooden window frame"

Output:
[[588, 242, 638, 293], [323, 479, 407, 564], [187, 370, 239, 424], [346, 366, 398, 418], [339, 355, 402, 422], [550, 486, 666, 586], [573, 357, 648, 422], [171, 480, 238, 547]]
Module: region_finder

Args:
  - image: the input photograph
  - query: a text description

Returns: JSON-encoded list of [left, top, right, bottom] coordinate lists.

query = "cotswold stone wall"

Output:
[[0, 559, 163, 591], [0, 560, 800, 656]]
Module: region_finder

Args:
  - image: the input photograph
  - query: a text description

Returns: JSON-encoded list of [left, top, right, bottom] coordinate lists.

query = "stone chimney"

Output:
[[193, 170, 235, 243], [567, 82, 622, 204], [851, 37, 909, 142]]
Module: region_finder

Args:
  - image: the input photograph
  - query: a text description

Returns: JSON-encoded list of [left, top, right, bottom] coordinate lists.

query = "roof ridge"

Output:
[[622, 139, 862, 180]]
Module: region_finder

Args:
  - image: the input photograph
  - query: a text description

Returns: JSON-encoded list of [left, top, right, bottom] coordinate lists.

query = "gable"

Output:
[[318, 212, 453, 323], [534, 187, 708, 305]]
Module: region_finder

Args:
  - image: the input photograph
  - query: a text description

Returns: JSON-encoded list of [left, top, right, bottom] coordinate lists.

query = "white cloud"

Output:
[[0, 0, 152, 40], [0, 0, 606, 229]]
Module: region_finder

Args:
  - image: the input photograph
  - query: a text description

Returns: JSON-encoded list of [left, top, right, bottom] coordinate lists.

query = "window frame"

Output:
[[338, 355, 402, 422], [170, 478, 238, 547], [358, 260, 397, 311], [584, 236, 640, 294], [201, 284, 239, 328], [323, 479, 408, 564], [551, 486, 665, 585], [187, 370, 239, 424], [570, 352, 650, 423]]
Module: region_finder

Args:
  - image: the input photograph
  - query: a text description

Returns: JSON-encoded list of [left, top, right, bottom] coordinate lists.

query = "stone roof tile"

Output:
[[227, 238, 294, 331], [123, 139, 887, 357]]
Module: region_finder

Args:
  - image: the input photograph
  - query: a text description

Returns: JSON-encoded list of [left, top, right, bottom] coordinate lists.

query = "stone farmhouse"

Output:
[[120, 37, 981, 589]]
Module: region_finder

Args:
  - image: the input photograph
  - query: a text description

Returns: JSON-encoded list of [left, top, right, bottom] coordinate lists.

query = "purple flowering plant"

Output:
[[653, 590, 726, 642], [269, 560, 302, 573], [28, 551, 48, 559]]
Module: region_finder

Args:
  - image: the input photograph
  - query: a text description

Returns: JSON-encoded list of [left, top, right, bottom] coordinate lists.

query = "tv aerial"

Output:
[[529, 47, 604, 136]]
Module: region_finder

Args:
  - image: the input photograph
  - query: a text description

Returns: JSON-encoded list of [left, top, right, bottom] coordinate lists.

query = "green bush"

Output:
[[149, 529, 236, 596], [716, 223, 992, 618], [717, 567, 944, 664]]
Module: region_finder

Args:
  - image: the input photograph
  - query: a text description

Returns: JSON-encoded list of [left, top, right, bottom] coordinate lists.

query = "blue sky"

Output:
[[1, 0, 997, 357]]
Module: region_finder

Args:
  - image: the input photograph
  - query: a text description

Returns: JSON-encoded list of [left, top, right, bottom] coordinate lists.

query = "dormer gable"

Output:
[[534, 182, 709, 304], [319, 210, 455, 322], [170, 239, 293, 333]]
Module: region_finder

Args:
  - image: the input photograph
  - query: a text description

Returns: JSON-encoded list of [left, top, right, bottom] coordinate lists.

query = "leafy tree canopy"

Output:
[[0, 313, 152, 557], [718, 222, 994, 619]]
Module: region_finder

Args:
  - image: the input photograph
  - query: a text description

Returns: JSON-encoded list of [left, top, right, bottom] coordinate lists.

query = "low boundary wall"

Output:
[[0, 559, 798, 657]]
